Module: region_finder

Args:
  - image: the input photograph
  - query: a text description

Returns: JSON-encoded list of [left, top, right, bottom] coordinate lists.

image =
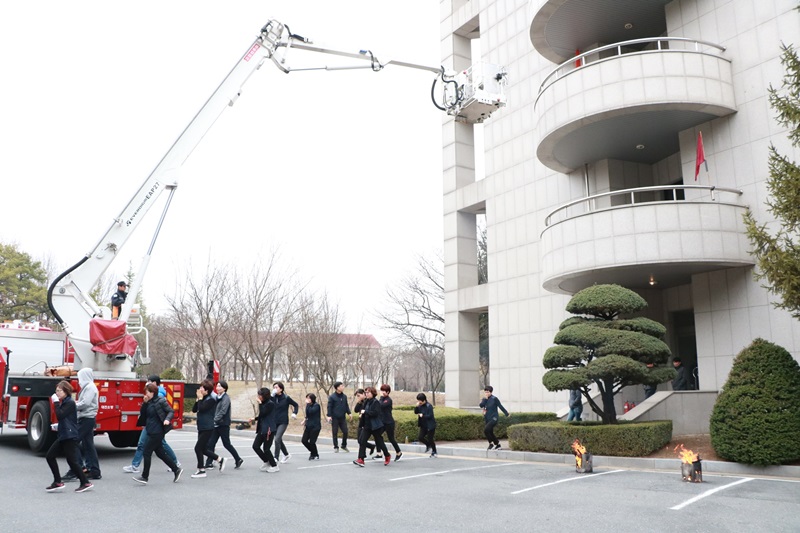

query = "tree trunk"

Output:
[[600, 378, 617, 424]]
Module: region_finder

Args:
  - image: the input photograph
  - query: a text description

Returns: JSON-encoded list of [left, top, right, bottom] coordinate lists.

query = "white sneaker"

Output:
[[280, 454, 291, 464], [266, 465, 280, 473], [123, 465, 140, 473], [190, 470, 207, 478], [260, 463, 270, 472]]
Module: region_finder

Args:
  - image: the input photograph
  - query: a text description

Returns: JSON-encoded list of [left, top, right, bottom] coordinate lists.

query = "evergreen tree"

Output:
[[0, 242, 49, 322], [542, 284, 675, 424], [744, 43, 800, 317]]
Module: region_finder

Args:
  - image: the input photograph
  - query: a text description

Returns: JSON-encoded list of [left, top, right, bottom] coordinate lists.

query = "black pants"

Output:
[[46, 438, 88, 484], [143, 431, 178, 479], [359, 428, 388, 460], [418, 427, 437, 454], [301, 427, 320, 457], [77, 417, 100, 474], [208, 425, 242, 462], [196, 429, 218, 469], [484, 419, 499, 445], [252, 432, 276, 467], [357, 426, 375, 456], [384, 422, 401, 453], [274, 423, 289, 458], [331, 417, 348, 449]]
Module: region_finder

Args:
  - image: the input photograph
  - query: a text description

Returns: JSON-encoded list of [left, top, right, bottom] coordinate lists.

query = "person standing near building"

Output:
[[45, 381, 93, 493], [271, 382, 299, 463], [327, 381, 352, 453], [301, 393, 321, 460], [567, 387, 583, 422], [643, 363, 658, 399], [111, 281, 127, 319], [191, 380, 218, 478], [123, 375, 180, 473], [250, 387, 279, 473], [672, 357, 693, 391], [378, 384, 402, 461], [414, 393, 437, 458], [480, 385, 510, 449], [63, 368, 101, 481], [132, 383, 182, 485], [206, 380, 244, 469]]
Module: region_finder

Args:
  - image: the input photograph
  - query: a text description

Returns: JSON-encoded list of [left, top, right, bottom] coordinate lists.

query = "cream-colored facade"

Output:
[[442, 0, 800, 412]]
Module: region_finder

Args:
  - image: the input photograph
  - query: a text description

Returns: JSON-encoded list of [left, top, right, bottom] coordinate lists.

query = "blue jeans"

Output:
[[132, 429, 178, 467], [567, 406, 583, 421]]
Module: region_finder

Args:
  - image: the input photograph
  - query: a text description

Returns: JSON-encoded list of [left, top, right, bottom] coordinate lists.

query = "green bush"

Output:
[[348, 408, 557, 442], [160, 367, 185, 380], [183, 398, 196, 413], [710, 338, 800, 465], [508, 420, 672, 456]]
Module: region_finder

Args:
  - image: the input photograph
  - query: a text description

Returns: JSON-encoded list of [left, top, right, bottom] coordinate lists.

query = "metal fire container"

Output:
[[576, 453, 593, 473], [681, 459, 703, 482]]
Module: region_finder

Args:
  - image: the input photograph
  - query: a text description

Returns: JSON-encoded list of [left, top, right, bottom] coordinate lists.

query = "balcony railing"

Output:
[[536, 37, 728, 106], [543, 185, 744, 228]]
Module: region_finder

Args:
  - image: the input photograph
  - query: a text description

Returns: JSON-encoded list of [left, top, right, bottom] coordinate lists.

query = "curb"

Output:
[[276, 432, 800, 479]]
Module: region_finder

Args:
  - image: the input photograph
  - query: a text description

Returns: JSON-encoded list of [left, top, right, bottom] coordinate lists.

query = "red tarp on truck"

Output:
[[89, 319, 138, 357]]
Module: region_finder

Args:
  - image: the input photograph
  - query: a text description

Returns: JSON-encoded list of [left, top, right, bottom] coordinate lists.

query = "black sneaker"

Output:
[[487, 444, 494, 450], [234, 459, 244, 469], [75, 482, 93, 493], [46, 482, 65, 492], [494, 444, 502, 450], [219, 457, 226, 472], [62, 472, 78, 483], [394, 451, 403, 462], [173, 468, 183, 483], [87, 471, 102, 480], [132, 476, 148, 485]]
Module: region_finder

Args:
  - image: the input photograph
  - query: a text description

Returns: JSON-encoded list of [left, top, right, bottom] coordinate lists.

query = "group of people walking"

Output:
[[46, 377, 511, 491]]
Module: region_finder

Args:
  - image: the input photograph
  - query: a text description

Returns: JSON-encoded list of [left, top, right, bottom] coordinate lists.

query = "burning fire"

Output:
[[674, 444, 699, 464], [572, 438, 587, 468]]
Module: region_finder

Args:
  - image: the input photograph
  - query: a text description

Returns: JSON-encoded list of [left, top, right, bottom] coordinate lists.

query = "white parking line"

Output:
[[298, 457, 428, 470], [390, 461, 520, 481], [670, 477, 753, 510], [511, 469, 624, 494]]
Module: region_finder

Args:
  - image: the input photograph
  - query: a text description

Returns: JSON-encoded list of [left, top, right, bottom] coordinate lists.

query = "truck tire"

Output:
[[107, 430, 142, 448], [27, 401, 57, 455]]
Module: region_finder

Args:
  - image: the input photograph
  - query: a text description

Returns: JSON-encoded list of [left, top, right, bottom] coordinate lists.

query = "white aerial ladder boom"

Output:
[[47, 19, 507, 378]]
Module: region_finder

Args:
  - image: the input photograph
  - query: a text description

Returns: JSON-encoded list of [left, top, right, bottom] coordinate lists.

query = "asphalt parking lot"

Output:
[[1, 428, 798, 532]]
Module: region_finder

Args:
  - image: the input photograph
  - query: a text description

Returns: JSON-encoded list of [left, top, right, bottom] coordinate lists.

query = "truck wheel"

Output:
[[27, 401, 56, 455], [107, 430, 142, 448]]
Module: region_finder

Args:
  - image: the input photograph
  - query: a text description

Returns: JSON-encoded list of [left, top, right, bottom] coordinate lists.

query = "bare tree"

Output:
[[294, 292, 346, 398]]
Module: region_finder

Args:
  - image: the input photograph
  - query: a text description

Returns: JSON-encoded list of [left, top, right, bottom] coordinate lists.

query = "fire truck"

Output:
[[2, 19, 505, 453]]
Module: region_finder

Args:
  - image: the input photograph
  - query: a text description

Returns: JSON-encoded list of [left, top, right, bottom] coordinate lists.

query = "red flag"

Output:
[[694, 132, 707, 181]]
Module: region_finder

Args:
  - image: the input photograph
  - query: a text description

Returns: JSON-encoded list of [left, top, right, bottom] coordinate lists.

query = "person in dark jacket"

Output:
[[133, 383, 182, 484], [272, 381, 299, 463], [479, 385, 510, 449], [326, 381, 352, 453], [414, 392, 437, 458], [353, 387, 389, 467], [45, 381, 93, 492], [352, 389, 376, 463], [672, 357, 693, 391], [250, 387, 279, 473], [110, 280, 127, 319], [301, 393, 321, 460], [204, 380, 244, 469], [379, 384, 402, 461], [191, 380, 218, 478]]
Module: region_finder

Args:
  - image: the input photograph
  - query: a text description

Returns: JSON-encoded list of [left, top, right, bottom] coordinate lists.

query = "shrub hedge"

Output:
[[508, 420, 672, 456], [710, 338, 800, 465], [348, 407, 557, 442]]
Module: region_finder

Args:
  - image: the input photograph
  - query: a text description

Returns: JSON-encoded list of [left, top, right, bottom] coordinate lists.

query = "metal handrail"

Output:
[[544, 184, 744, 227], [538, 37, 728, 99]]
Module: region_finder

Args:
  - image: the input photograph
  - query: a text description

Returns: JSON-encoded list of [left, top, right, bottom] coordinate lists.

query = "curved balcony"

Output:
[[535, 37, 736, 174], [540, 185, 754, 295]]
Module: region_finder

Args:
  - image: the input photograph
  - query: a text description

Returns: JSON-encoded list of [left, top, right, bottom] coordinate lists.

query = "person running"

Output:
[[123, 375, 180, 474], [301, 393, 321, 460], [326, 381, 352, 453], [271, 382, 299, 463], [63, 367, 101, 481], [353, 387, 390, 467], [352, 388, 375, 463], [132, 383, 182, 485], [44, 380, 93, 493], [191, 380, 219, 478], [479, 385, 509, 450], [414, 393, 437, 458], [378, 384, 402, 461], [204, 380, 244, 469], [250, 387, 279, 473]]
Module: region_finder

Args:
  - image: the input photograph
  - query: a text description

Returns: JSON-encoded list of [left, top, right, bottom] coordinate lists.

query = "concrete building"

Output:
[[442, 0, 800, 415]]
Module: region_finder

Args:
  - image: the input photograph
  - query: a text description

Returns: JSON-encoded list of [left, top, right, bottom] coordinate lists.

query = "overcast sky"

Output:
[[0, 1, 444, 342]]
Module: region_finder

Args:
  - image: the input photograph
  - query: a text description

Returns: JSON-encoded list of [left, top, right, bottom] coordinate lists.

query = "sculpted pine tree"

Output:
[[542, 284, 675, 424], [744, 43, 800, 317]]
